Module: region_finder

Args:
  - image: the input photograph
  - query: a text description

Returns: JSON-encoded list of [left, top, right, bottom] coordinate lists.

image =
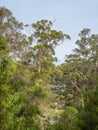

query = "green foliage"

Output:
[[78, 86, 98, 130], [0, 35, 9, 62], [0, 7, 98, 130], [46, 107, 80, 130]]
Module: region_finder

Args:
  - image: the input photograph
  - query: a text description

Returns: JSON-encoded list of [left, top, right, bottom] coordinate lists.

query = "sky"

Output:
[[0, 0, 98, 64]]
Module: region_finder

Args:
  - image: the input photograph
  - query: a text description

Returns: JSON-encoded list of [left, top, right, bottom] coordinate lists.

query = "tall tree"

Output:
[[31, 20, 70, 72]]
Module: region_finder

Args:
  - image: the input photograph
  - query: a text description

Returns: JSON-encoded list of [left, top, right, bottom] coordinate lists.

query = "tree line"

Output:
[[0, 7, 98, 130]]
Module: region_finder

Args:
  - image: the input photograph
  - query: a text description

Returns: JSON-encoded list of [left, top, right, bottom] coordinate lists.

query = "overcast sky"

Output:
[[0, 0, 98, 64]]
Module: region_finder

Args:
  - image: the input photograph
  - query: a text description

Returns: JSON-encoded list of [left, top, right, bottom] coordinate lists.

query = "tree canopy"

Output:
[[0, 7, 98, 130]]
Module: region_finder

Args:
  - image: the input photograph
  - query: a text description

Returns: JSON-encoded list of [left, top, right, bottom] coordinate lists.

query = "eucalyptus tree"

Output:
[[0, 7, 31, 61], [31, 20, 70, 72], [54, 29, 98, 108], [49, 29, 98, 130]]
